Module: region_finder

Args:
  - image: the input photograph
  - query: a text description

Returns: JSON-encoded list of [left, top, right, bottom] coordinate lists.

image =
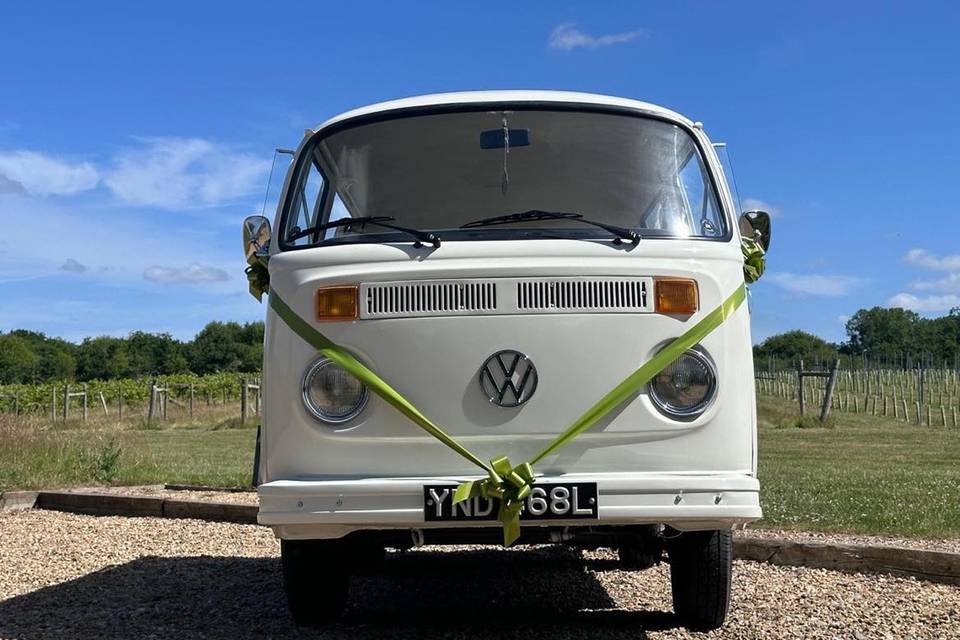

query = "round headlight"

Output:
[[648, 348, 717, 418], [302, 357, 368, 424]]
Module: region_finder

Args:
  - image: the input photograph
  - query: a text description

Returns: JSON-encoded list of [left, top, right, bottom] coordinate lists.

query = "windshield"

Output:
[[279, 108, 727, 249]]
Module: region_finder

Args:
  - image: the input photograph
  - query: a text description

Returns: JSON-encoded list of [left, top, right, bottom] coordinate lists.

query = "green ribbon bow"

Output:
[[741, 236, 766, 284], [453, 456, 535, 546]]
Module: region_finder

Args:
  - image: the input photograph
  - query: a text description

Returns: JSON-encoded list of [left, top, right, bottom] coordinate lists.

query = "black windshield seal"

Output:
[[277, 102, 732, 252]]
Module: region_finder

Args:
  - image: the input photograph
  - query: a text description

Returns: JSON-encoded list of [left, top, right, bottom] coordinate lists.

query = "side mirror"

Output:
[[243, 215, 272, 264], [738, 210, 771, 252]]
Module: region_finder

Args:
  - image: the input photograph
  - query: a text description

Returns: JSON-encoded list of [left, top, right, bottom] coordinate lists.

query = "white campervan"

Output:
[[244, 91, 769, 631]]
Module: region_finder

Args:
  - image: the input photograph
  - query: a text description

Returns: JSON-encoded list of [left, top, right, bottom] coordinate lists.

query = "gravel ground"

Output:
[[1, 510, 958, 640], [51, 485, 960, 554]]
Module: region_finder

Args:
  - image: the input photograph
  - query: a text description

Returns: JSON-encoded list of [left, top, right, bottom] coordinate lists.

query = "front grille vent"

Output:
[[517, 278, 648, 312], [363, 281, 497, 318], [358, 277, 654, 319]]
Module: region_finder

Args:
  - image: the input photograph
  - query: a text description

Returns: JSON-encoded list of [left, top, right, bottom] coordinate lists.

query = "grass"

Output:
[[756, 395, 960, 538], [0, 407, 257, 491], [2, 395, 958, 539]]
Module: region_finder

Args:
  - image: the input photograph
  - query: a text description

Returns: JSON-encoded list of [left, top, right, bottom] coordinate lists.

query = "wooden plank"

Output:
[[162, 499, 257, 524], [734, 538, 960, 586], [36, 491, 164, 517], [0, 491, 39, 512]]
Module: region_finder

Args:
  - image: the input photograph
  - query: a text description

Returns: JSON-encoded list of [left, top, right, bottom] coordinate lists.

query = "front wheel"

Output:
[[667, 529, 732, 631], [280, 539, 349, 626]]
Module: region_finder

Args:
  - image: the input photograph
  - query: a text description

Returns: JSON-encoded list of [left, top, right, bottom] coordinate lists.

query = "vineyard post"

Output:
[[940, 406, 947, 428], [819, 359, 840, 423], [241, 378, 248, 424], [162, 388, 168, 421], [918, 364, 925, 408], [147, 383, 156, 425], [82, 383, 88, 422], [63, 384, 70, 422], [797, 360, 805, 416], [902, 398, 909, 423], [98, 391, 107, 415], [51, 385, 56, 422], [915, 401, 922, 425], [189, 384, 194, 419]]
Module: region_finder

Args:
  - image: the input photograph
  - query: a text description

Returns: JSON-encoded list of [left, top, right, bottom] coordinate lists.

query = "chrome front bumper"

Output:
[[259, 472, 761, 540]]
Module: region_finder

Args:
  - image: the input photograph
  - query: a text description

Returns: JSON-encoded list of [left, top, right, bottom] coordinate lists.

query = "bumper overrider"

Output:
[[258, 473, 760, 540]]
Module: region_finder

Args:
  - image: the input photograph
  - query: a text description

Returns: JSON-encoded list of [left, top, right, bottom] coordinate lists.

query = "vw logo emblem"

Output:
[[479, 350, 538, 407]]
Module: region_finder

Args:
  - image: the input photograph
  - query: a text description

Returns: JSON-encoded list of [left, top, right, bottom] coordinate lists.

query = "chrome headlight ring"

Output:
[[648, 347, 718, 419], [301, 356, 369, 425]]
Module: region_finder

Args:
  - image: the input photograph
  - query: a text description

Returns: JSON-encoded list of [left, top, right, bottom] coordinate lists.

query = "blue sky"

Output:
[[1, 2, 958, 344]]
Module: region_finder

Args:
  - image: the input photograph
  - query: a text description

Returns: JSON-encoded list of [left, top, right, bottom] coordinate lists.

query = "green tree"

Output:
[[76, 336, 130, 380], [0, 334, 40, 383], [9, 330, 77, 380], [844, 307, 921, 358], [188, 321, 264, 374], [753, 330, 837, 367], [126, 331, 186, 376]]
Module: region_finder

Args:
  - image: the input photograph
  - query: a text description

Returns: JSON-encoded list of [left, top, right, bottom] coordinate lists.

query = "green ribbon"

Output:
[[267, 282, 746, 546], [741, 237, 766, 284], [246, 261, 270, 302]]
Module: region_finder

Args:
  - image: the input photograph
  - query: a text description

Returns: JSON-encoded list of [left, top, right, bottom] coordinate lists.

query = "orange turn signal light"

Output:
[[315, 285, 359, 322], [655, 278, 699, 315]]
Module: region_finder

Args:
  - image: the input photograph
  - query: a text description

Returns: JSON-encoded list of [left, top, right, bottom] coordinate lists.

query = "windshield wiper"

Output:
[[287, 216, 441, 248], [460, 210, 640, 245]]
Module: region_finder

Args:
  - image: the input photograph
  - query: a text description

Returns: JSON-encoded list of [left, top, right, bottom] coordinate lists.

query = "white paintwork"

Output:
[[308, 90, 695, 136], [257, 91, 761, 540]]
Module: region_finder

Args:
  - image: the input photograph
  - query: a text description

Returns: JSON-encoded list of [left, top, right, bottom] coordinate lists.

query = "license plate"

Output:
[[423, 482, 598, 522]]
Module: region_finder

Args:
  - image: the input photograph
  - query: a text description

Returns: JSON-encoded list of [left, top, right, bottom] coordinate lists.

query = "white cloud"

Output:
[[903, 248, 960, 271], [143, 263, 230, 284], [742, 197, 781, 218], [60, 258, 88, 273], [765, 272, 865, 296], [0, 150, 99, 196], [911, 272, 960, 292], [887, 292, 960, 313], [104, 137, 269, 210], [548, 23, 645, 51]]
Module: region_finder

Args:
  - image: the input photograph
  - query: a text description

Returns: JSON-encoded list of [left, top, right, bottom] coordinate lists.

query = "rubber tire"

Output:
[[280, 539, 349, 626], [667, 529, 732, 631]]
